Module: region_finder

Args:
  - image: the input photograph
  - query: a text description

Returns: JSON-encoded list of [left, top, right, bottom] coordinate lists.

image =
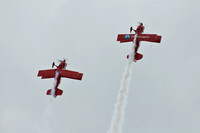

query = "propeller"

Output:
[[137, 21, 142, 25], [57, 58, 69, 62], [57, 59, 63, 62], [57, 58, 71, 67]]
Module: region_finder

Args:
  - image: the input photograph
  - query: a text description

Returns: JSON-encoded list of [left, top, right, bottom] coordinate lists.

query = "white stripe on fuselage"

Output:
[[129, 34, 138, 61], [51, 71, 60, 96]]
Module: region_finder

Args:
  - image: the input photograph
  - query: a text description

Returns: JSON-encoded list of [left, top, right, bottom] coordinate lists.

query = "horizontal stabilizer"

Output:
[[135, 53, 143, 61], [46, 88, 63, 97]]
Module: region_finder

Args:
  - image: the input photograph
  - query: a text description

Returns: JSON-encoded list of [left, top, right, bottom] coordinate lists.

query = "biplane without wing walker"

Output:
[[37, 60, 83, 98], [117, 23, 162, 62]]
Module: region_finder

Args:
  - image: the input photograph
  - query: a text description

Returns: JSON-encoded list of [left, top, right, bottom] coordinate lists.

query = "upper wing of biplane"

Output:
[[117, 34, 162, 43], [38, 69, 57, 79], [59, 70, 83, 80], [37, 69, 83, 80]]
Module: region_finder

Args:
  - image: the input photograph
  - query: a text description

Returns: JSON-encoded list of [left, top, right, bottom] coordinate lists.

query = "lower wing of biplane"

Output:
[[37, 69, 83, 80], [117, 34, 162, 43], [117, 34, 162, 61], [38, 69, 83, 97]]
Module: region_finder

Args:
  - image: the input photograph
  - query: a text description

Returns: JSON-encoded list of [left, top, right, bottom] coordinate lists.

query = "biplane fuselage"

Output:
[[117, 23, 162, 62], [38, 60, 83, 98]]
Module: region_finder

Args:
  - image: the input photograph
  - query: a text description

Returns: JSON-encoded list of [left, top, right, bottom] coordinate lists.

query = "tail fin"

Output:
[[46, 88, 63, 97]]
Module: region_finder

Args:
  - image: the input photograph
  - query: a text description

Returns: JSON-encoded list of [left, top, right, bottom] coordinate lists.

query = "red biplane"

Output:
[[117, 23, 162, 62], [37, 60, 83, 98]]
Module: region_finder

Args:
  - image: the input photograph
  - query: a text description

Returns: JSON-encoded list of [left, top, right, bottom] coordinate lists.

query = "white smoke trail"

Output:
[[108, 34, 137, 133], [39, 71, 59, 133], [39, 97, 55, 133]]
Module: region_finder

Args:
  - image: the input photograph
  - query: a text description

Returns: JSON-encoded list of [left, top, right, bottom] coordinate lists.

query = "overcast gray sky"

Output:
[[0, 0, 200, 133]]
